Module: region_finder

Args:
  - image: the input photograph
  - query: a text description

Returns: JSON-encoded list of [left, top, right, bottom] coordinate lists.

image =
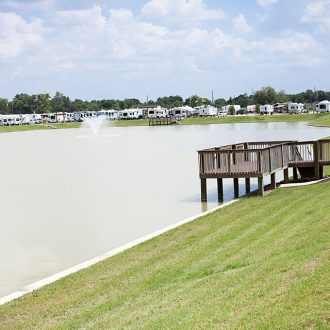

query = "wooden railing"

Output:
[[198, 139, 330, 178], [198, 142, 293, 177]]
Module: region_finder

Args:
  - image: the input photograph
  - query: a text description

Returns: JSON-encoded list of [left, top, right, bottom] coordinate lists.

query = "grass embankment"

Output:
[[0, 122, 81, 133], [113, 113, 330, 127], [0, 182, 329, 329], [1, 113, 330, 132]]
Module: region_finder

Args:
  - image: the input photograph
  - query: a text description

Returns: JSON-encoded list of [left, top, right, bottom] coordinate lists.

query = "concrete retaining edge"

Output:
[[0, 198, 240, 306]]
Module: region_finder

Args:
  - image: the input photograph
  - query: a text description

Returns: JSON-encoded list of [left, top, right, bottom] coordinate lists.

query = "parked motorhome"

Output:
[[316, 100, 330, 113], [274, 103, 287, 113], [288, 103, 305, 114], [195, 105, 217, 116], [221, 105, 241, 115], [98, 110, 119, 120], [247, 105, 256, 113], [168, 106, 194, 118], [147, 106, 168, 118], [260, 104, 274, 115], [119, 109, 144, 120]]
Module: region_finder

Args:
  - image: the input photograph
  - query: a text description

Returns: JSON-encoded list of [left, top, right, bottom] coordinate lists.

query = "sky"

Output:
[[0, 0, 329, 101]]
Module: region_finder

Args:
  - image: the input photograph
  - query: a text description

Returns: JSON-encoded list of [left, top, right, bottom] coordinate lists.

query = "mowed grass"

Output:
[[0, 122, 81, 133], [1, 113, 330, 132], [113, 113, 330, 127], [0, 182, 329, 329]]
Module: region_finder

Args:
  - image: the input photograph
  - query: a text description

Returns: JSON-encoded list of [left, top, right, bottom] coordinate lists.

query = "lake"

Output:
[[0, 122, 329, 297]]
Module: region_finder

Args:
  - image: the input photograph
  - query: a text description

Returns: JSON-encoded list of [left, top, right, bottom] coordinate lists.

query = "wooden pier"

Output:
[[198, 139, 330, 201], [149, 116, 181, 126]]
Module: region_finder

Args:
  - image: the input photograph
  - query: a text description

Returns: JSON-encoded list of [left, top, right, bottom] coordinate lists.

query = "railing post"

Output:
[[232, 145, 236, 164], [314, 141, 320, 180], [228, 151, 231, 174], [244, 143, 248, 161], [281, 144, 284, 167], [269, 148, 272, 173], [258, 176, 264, 196], [258, 151, 262, 174]]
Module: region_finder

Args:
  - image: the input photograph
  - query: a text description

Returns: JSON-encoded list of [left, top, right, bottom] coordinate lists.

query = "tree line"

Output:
[[0, 87, 329, 115]]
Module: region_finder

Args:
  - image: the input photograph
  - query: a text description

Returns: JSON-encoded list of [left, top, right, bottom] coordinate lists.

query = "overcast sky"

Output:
[[0, 0, 329, 101]]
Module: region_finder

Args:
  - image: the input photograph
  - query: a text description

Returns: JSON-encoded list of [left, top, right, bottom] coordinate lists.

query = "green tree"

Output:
[[0, 98, 9, 114], [228, 105, 236, 115], [254, 86, 278, 104]]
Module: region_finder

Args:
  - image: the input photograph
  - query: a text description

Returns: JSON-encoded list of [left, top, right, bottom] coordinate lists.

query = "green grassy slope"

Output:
[[1, 113, 330, 132], [0, 181, 329, 329]]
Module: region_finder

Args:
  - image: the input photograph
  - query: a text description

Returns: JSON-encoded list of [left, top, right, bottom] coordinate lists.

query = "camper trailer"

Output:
[[221, 105, 241, 115], [260, 104, 274, 115], [168, 106, 194, 118], [316, 100, 330, 113], [98, 110, 119, 120], [247, 105, 256, 113], [196, 105, 217, 117], [288, 103, 305, 114], [147, 106, 168, 118]]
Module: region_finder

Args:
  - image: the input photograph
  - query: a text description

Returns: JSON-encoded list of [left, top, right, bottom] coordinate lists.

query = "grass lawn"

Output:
[[0, 181, 329, 329], [1, 113, 330, 132]]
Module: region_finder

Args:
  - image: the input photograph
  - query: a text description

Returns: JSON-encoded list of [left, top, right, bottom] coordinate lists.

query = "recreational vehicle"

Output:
[[260, 104, 274, 115], [98, 110, 119, 120], [119, 109, 144, 120], [288, 103, 305, 114], [195, 105, 217, 117], [221, 105, 241, 115], [316, 100, 330, 113], [247, 105, 256, 113], [147, 106, 168, 118], [168, 106, 194, 118]]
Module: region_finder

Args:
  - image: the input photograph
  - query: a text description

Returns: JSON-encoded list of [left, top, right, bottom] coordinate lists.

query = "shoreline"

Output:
[[0, 199, 240, 305]]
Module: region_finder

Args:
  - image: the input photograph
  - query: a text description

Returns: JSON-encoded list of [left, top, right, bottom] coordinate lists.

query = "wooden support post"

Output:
[[320, 166, 324, 179], [293, 167, 298, 181], [314, 141, 320, 180], [245, 178, 251, 194], [201, 178, 207, 202], [270, 173, 276, 190], [217, 178, 223, 203], [258, 177, 264, 196], [284, 168, 289, 183], [234, 178, 239, 198]]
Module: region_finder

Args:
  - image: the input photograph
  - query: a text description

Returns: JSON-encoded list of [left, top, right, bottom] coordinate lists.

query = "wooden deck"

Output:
[[149, 116, 181, 126], [198, 139, 330, 201]]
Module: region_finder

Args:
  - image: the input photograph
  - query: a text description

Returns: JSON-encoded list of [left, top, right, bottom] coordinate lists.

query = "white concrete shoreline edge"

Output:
[[0, 199, 239, 306]]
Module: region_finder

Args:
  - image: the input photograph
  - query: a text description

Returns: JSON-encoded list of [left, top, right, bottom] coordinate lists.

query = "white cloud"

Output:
[[257, 0, 278, 8], [233, 14, 253, 34], [0, 12, 43, 59], [141, 0, 225, 21], [301, 0, 330, 30]]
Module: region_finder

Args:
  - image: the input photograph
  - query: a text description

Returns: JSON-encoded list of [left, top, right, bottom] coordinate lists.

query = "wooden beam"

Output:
[[284, 168, 289, 183], [258, 177, 264, 196], [270, 173, 276, 190], [314, 141, 320, 180], [245, 178, 251, 194], [234, 178, 239, 198], [201, 178, 207, 202], [217, 178, 223, 203]]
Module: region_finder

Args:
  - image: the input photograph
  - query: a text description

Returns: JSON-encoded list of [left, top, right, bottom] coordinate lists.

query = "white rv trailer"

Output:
[[147, 106, 168, 118], [316, 100, 330, 113], [247, 105, 256, 113], [119, 109, 143, 120], [195, 105, 217, 116], [98, 109, 119, 120], [168, 106, 194, 118], [260, 104, 274, 115], [288, 103, 305, 114], [221, 105, 241, 115]]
